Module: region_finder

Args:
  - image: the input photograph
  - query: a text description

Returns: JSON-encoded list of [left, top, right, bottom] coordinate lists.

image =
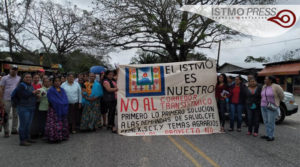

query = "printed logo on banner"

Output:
[[126, 66, 165, 97]]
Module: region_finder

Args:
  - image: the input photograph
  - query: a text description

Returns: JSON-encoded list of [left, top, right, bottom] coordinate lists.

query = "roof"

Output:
[[219, 62, 264, 69], [218, 62, 263, 75], [263, 59, 300, 66], [258, 62, 300, 76], [0, 60, 50, 68]]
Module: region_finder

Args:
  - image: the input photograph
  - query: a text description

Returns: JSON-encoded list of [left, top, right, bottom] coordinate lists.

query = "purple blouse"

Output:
[[261, 86, 276, 107]]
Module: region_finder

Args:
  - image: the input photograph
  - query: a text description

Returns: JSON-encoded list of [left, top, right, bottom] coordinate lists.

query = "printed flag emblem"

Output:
[[126, 66, 165, 97]]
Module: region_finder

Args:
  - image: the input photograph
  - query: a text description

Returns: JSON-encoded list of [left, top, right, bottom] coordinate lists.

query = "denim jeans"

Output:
[[261, 106, 278, 138], [3, 100, 18, 133], [17, 106, 35, 142], [247, 108, 260, 133], [217, 100, 226, 128], [230, 104, 243, 129]]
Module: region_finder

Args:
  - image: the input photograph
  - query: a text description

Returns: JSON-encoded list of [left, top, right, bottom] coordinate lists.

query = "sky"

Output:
[[50, 0, 300, 67]]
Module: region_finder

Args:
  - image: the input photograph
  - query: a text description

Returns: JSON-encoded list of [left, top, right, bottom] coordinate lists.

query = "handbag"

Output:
[[265, 87, 278, 111]]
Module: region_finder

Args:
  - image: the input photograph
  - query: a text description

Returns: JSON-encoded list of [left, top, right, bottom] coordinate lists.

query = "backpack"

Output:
[[11, 82, 28, 106]]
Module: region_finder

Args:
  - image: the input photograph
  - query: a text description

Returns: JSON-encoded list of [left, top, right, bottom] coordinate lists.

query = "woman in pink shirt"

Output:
[[260, 76, 284, 141]]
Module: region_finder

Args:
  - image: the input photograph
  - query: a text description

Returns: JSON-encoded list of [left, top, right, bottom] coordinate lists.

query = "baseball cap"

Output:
[[39, 69, 45, 73], [11, 65, 18, 70]]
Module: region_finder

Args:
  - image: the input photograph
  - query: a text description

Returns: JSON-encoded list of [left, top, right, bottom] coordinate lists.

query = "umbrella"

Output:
[[90, 66, 106, 74]]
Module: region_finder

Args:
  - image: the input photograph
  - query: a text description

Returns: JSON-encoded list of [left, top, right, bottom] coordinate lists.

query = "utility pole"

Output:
[[216, 40, 221, 71]]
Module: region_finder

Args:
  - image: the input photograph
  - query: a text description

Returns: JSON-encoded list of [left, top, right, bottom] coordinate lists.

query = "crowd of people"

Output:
[[0, 64, 285, 146], [0, 65, 118, 146], [216, 74, 284, 141]]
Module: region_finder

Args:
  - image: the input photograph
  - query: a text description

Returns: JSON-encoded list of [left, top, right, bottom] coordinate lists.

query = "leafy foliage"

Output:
[[130, 49, 207, 64], [244, 56, 270, 63], [94, 0, 276, 62]]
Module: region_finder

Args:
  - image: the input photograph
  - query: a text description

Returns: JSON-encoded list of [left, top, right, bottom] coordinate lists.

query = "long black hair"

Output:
[[217, 73, 228, 86], [51, 76, 61, 84], [104, 70, 114, 80], [268, 76, 277, 84]]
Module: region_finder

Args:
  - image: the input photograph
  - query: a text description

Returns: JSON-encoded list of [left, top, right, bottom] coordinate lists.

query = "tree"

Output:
[[0, 0, 33, 58], [130, 50, 163, 64], [63, 50, 110, 73], [271, 48, 300, 62], [244, 56, 270, 63], [130, 49, 206, 64], [93, 0, 275, 62], [187, 52, 207, 61], [25, 1, 94, 64]]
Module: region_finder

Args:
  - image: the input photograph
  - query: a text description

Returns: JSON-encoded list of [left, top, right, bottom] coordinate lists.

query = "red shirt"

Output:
[[32, 83, 42, 90], [215, 84, 228, 101], [231, 86, 240, 104]]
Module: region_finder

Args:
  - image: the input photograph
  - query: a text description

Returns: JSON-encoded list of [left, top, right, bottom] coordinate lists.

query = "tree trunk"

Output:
[[4, 0, 13, 59], [179, 48, 188, 62]]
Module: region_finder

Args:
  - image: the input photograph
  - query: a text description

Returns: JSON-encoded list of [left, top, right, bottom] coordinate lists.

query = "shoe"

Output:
[[30, 135, 39, 139], [253, 133, 258, 137], [260, 135, 268, 139], [237, 129, 241, 132], [4, 132, 9, 138], [72, 131, 77, 134], [220, 127, 225, 132], [246, 132, 251, 135], [20, 142, 31, 146], [27, 140, 37, 143], [267, 137, 275, 141], [228, 128, 234, 132], [11, 131, 18, 135]]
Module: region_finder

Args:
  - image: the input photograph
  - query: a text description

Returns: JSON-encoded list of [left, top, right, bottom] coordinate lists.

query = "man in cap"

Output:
[[0, 65, 21, 137]]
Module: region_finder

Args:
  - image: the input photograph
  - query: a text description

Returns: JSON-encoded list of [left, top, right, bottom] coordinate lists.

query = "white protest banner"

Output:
[[117, 60, 220, 136]]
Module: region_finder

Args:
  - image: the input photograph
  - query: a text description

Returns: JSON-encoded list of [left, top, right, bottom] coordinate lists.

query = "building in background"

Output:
[[218, 62, 264, 75], [258, 60, 300, 95]]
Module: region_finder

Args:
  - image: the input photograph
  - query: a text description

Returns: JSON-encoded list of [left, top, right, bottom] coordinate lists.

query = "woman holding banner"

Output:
[[229, 76, 247, 132], [215, 74, 229, 132], [103, 70, 118, 133]]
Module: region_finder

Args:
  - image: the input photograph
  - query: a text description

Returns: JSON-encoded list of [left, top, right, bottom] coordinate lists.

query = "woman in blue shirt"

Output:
[[14, 73, 39, 146]]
